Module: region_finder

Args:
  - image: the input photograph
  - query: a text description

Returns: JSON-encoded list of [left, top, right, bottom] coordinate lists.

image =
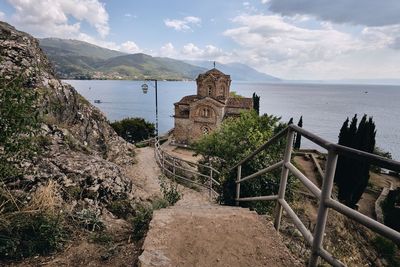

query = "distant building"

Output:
[[173, 68, 253, 145]]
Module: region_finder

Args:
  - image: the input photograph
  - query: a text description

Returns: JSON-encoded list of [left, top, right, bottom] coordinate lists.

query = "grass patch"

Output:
[[107, 198, 135, 219], [159, 175, 182, 205], [0, 211, 66, 259], [90, 231, 114, 246]]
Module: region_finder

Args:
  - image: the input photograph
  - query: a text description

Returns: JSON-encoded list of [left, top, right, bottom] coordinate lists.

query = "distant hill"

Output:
[[39, 38, 207, 80], [40, 38, 126, 60], [185, 60, 280, 81], [39, 38, 279, 81], [98, 53, 207, 80]]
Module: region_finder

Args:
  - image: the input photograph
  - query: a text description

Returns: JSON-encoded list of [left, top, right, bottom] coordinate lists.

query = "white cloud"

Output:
[[7, 0, 109, 38], [224, 15, 361, 65], [0, 11, 5, 20], [181, 43, 228, 60], [160, 42, 176, 57], [268, 0, 400, 27], [221, 14, 400, 79], [120, 41, 141, 53], [164, 16, 201, 32]]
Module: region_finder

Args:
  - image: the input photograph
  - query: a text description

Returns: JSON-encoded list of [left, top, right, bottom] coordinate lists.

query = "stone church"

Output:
[[173, 68, 253, 145]]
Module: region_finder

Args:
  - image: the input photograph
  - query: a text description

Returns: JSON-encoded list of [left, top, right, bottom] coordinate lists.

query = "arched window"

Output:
[[202, 126, 210, 135], [201, 107, 210, 117]]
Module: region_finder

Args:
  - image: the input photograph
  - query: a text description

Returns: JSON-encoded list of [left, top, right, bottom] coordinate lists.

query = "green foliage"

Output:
[[111, 117, 155, 143], [335, 114, 376, 208], [372, 236, 400, 266], [193, 111, 292, 213], [107, 198, 135, 219], [293, 116, 303, 150], [372, 147, 393, 172], [381, 188, 400, 231], [72, 209, 104, 231], [159, 176, 182, 205], [131, 204, 154, 241], [252, 92, 260, 115], [90, 231, 113, 245], [0, 75, 41, 181], [0, 212, 66, 259], [229, 91, 243, 98]]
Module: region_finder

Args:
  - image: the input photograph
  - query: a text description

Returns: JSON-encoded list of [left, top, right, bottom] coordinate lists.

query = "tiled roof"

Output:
[[175, 95, 199, 105], [226, 97, 253, 109]]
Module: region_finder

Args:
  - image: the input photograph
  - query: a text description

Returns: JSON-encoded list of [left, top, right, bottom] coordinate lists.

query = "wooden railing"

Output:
[[153, 139, 220, 198], [231, 124, 400, 267]]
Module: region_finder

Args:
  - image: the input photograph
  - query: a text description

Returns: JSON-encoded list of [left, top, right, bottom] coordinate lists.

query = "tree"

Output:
[[252, 93, 260, 115], [293, 116, 303, 150], [288, 117, 293, 125], [110, 117, 155, 143], [193, 111, 295, 213], [334, 114, 376, 208], [0, 75, 40, 182]]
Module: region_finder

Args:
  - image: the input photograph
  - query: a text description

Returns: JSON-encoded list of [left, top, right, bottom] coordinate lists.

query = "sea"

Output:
[[65, 80, 400, 161]]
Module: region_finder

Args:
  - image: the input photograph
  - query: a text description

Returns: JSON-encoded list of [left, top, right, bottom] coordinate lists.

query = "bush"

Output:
[[0, 212, 66, 259], [381, 188, 400, 231], [372, 236, 400, 266], [107, 198, 135, 219], [159, 176, 182, 205], [131, 204, 154, 241], [72, 208, 104, 231], [111, 117, 155, 143], [193, 111, 292, 213]]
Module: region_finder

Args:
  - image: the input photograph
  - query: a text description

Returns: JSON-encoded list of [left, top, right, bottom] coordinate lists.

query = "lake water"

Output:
[[65, 80, 400, 160]]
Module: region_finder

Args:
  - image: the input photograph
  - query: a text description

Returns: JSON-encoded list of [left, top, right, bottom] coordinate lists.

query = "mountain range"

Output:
[[39, 38, 280, 81]]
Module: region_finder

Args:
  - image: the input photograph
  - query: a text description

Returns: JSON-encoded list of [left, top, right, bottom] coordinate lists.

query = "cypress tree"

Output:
[[335, 117, 349, 198], [288, 117, 293, 125], [252, 93, 260, 115], [294, 116, 303, 149], [335, 114, 377, 208]]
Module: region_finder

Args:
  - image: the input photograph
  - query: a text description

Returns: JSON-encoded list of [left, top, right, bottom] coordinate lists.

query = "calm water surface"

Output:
[[65, 80, 400, 160]]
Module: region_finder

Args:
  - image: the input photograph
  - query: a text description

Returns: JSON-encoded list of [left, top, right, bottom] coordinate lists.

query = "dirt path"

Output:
[[127, 147, 162, 200], [139, 204, 301, 267]]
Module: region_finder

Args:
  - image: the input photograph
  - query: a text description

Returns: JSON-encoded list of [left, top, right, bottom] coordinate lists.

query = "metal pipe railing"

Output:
[[154, 139, 220, 198], [232, 125, 400, 267]]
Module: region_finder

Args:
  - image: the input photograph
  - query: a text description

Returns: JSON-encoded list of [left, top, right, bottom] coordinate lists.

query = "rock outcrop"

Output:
[[0, 21, 135, 207]]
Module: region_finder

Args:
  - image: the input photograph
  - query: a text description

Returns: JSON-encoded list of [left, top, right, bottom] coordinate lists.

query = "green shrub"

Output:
[[381, 188, 400, 231], [72, 208, 104, 231], [193, 111, 290, 213], [0, 212, 66, 259], [159, 176, 182, 205], [90, 231, 113, 245], [131, 198, 171, 241], [151, 198, 169, 210], [372, 236, 400, 266], [131, 204, 154, 240], [107, 198, 135, 219], [111, 117, 155, 143]]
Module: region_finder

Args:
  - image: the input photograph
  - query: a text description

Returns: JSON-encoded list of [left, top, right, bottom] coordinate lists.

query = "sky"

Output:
[[1, 0, 400, 80]]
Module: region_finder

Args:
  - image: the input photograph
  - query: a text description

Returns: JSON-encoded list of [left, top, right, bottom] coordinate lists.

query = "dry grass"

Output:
[[25, 180, 62, 214]]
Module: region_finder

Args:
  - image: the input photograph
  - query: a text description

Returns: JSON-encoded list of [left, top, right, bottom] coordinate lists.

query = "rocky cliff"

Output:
[[0, 21, 136, 207]]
